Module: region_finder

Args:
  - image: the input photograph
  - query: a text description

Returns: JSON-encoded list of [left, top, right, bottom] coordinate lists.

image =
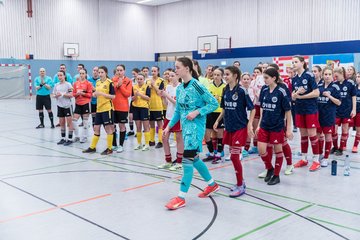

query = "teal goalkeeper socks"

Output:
[[193, 157, 215, 186]]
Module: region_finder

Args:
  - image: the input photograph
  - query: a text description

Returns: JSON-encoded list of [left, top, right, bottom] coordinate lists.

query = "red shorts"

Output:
[[163, 118, 181, 132], [257, 128, 285, 144], [335, 117, 353, 126], [223, 128, 247, 147], [254, 105, 261, 119], [317, 126, 334, 134], [354, 113, 360, 127], [295, 113, 320, 129]]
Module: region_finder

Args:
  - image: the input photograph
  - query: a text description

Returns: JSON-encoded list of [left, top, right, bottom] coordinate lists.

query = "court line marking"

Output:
[[231, 214, 292, 240], [0, 178, 165, 224], [0, 179, 130, 239], [308, 217, 360, 233], [2, 134, 360, 219]]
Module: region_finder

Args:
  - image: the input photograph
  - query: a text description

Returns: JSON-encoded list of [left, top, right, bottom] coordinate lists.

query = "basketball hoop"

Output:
[[200, 49, 209, 58]]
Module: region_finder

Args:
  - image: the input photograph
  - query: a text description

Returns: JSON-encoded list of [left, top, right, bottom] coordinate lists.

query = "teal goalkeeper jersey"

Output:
[[169, 78, 218, 152]]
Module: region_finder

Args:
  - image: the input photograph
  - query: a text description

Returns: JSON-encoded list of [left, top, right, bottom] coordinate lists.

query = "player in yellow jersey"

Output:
[[203, 68, 226, 163], [147, 66, 165, 148], [132, 73, 151, 151], [83, 66, 115, 155]]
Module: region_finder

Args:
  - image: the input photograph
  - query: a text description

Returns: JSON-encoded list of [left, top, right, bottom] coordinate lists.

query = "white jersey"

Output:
[[250, 75, 265, 105], [165, 84, 178, 120], [53, 82, 73, 108]]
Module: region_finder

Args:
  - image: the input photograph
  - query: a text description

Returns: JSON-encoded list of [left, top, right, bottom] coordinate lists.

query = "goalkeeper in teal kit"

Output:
[[164, 57, 220, 210]]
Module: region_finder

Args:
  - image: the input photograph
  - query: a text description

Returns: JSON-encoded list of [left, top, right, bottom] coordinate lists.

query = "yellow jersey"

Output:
[[146, 77, 165, 111], [132, 84, 151, 108], [208, 81, 226, 113], [162, 79, 170, 110], [96, 78, 115, 112]]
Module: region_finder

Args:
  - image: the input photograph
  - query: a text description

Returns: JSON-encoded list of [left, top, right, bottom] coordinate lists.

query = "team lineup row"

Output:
[[34, 56, 360, 210]]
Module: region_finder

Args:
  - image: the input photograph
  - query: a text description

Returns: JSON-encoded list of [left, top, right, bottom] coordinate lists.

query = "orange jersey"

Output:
[[112, 76, 133, 112], [72, 80, 93, 105]]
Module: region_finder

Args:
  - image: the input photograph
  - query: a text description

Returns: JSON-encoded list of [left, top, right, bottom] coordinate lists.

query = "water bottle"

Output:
[[331, 160, 337, 176], [344, 155, 350, 168]]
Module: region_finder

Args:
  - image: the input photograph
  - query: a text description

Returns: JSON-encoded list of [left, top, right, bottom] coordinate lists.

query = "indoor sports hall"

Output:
[[0, 0, 359, 240]]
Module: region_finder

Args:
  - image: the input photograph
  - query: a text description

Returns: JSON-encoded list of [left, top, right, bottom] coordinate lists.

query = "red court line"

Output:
[[0, 193, 111, 224], [121, 180, 165, 192], [0, 180, 165, 224]]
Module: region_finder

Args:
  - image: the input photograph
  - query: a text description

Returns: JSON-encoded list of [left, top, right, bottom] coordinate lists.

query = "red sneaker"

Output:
[[352, 146, 358, 153], [165, 197, 186, 210], [309, 161, 321, 172], [294, 159, 308, 168], [198, 183, 220, 198]]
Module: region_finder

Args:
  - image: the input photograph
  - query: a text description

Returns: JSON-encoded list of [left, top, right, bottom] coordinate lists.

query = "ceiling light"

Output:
[[137, 0, 152, 4]]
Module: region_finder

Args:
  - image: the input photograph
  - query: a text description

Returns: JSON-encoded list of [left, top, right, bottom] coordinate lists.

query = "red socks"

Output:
[[309, 135, 320, 155], [229, 146, 243, 186], [340, 133, 349, 150], [282, 141, 292, 165], [324, 141, 332, 159], [301, 136, 309, 153], [176, 152, 183, 164], [274, 151, 283, 176]]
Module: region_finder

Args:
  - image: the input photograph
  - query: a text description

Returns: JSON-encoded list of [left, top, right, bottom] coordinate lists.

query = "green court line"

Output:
[[92, 159, 165, 181], [316, 204, 360, 216], [215, 192, 287, 213], [4, 134, 360, 218], [230, 204, 316, 239], [0, 160, 87, 178], [216, 179, 312, 204], [295, 203, 315, 213], [309, 217, 360, 233], [231, 214, 291, 240]]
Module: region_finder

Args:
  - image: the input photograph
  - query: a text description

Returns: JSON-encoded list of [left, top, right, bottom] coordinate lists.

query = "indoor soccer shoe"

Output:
[[101, 148, 113, 155], [330, 147, 337, 154], [116, 146, 124, 153], [198, 183, 220, 198], [165, 197, 186, 210], [63, 140, 73, 146], [309, 161, 320, 172], [284, 165, 294, 175], [267, 175, 280, 185], [352, 146, 358, 153], [142, 145, 150, 151], [127, 131, 134, 136], [169, 163, 182, 171], [229, 183, 246, 198], [155, 142, 163, 149], [320, 159, 328, 167], [134, 144, 143, 150], [149, 141, 155, 147], [57, 139, 66, 145], [335, 149, 343, 156], [258, 169, 267, 178], [248, 146, 258, 154], [36, 124, 45, 129], [82, 147, 96, 153], [294, 159, 308, 168], [158, 162, 172, 169], [203, 155, 215, 162], [264, 168, 274, 182], [242, 149, 249, 158]]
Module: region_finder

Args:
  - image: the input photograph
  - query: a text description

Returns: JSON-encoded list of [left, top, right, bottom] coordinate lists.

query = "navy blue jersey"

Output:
[[356, 87, 360, 113], [292, 71, 318, 114], [333, 79, 356, 118], [316, 79, 324, 86], [259, 85, 291, 132], [221, 84, 254, 132], [317, 82, 341, 127]]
